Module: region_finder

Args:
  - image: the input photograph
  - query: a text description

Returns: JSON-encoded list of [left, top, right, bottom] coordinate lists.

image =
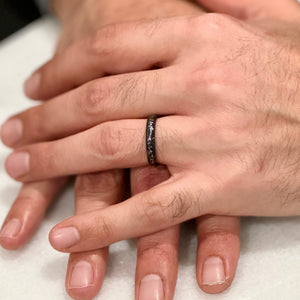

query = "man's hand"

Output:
[[4, 10, 300, 230], [1, 1, 242, 300]]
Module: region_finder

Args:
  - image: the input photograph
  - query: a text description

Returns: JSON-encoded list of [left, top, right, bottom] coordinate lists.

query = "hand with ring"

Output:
[[1, 0, 300, 299], [0, 1, 243, 299]]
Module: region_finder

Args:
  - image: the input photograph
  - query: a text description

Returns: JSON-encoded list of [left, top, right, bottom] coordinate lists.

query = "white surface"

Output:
[[0, 17, 300, 300]]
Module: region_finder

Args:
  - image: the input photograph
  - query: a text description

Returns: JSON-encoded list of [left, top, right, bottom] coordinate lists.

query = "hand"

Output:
[[55, 2, 239, 299], [0, 0, 242, 299], [4, 3, 300, 247]]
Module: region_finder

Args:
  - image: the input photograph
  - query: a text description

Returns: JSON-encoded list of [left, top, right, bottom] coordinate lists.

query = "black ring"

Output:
[[146, 115, 158, 166]]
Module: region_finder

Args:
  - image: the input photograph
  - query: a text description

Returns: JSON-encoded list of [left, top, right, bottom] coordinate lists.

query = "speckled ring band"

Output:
[[146, 115, 158, 166]]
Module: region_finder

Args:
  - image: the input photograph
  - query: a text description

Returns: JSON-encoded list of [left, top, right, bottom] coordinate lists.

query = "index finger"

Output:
[[24, 17, 193, 100]]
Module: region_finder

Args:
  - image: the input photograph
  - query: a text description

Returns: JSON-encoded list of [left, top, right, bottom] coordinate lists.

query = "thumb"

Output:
[[195, 0, 300, 21]]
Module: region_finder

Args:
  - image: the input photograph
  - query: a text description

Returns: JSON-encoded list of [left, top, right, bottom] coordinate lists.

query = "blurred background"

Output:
[[0, 0, 42, 41]]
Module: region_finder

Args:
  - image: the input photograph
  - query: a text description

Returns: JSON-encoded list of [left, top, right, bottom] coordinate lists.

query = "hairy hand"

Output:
[[0, 1, 243, 299], [3, 12, 300, 250]]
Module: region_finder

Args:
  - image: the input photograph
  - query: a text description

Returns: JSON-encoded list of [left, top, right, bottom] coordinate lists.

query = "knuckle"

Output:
[[185, 14, 246, 45], [186, 63, 240, 97], [92, 215, 113, 242], [89, 122, 140, 162], [200, 230, 238, 245], [165, 191, 192, 220], [183, 14, 227, 34], [87, 24, 118, 56], [136, 192, 168, 224], [132, 166, 169, 193], [93, 123, 123, 158], [137, 242, 175, 263], [80, 81, 110, 117], [201, 13, 239, 33], [139, 189, 193, 224], [75, 170, 123, 196], [188, 65, 227, 95], [140, 198, 163, 223], [89, 121, 141, 161], [140, 18, 164, 38]]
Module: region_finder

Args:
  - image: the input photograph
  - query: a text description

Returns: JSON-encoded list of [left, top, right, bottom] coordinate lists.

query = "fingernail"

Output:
[[202, 256, 226, 286], [51, 227, 80, 249], [6, 151, 30, 178], [139, 274, 164, 300], [1, 119, 23, 146], [0, 219, 22, 238], [69, 261, 94, 289], [24, 72, 40, 96]]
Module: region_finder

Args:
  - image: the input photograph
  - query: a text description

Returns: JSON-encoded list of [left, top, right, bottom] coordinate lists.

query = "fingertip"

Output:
[[67, 288, 96, 300], [196, 256, 232, 294], [66, 251, 108, 300], [24, 72, 41, 100], [48, 225, 59, 250], [0, 118, 23, 147], [198, 280, 233, 295], [0, 219, 24, 250], [0, 236, 23, 250], [66, 261, 96, 300], [196, 233, 240, 294], [5, 151, 30, 180], [49, 224, 80, 252]]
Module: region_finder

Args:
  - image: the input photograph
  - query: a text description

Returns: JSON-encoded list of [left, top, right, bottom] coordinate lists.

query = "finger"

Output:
[[2, 68, 182, 148], [136, 227, 179, 300], [5, 117, 197, 182], [65, 170, 124, 300], [195, 215, 240, 294], [23, 17, 195, 100], [195, 0, 300, 21], [48, 174, 209, 252], [0, 178, 66, 250], [131, 166, 179, 300]]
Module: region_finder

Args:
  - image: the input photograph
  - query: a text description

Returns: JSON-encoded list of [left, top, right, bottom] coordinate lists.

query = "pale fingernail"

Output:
[[24, 72, 40, 96], [6, 151, 30, 178], [1, 119, 23, 146], [0, 219, 22, 238], [51, 227, 80, 249], [139, 274, 164, 300], [202, 256, 226, 286], [69, 261, 94, 289]]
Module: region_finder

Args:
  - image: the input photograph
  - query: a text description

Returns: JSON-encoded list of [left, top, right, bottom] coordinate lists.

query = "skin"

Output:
[[0, 1, 242, 299], [2, 0, 299, 299], [2, 0, 300, 257]]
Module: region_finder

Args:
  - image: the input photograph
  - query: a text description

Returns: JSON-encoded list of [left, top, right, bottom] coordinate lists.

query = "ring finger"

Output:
[[5, 116, 203, 182]]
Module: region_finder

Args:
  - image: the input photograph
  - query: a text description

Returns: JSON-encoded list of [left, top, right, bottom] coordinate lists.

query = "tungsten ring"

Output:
[[146, 115, 158, 166]]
